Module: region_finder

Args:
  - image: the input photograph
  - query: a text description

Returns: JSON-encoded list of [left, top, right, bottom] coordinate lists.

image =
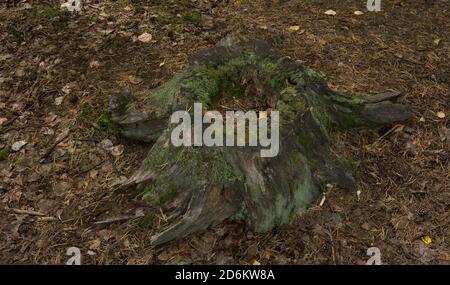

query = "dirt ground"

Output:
[[0, 0, 448, 265]]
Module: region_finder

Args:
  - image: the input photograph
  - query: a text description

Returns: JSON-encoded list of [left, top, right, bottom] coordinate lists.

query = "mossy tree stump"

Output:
[[110, 39, 411, 245]]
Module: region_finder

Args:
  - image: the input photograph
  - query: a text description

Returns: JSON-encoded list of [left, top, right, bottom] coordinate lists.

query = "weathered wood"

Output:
[[110, 39, 412, 245]]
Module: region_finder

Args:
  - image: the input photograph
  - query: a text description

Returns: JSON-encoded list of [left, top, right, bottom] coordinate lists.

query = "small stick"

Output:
[[3, 114, 19, 127], [371, 124, 403, 145], [37, 216, 58, 221], [74, 160, 106, 177], [94, 214, 137, 225], [72, 137, 101, 143], [10, 208, 46, 216], [40, 132, 70, 162]]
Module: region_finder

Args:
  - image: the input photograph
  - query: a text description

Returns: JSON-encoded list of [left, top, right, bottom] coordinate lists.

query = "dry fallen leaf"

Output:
[[54, 96, 64, 106], [138, 32, 153, 43], [129, 75, 143, 85], [406, 141, 418, 156], [252, 260, 261, 265], [0, 117, 7, 125], [288, 25, 301, 31], [421, 235, 432, 245], [436, 111, 445, 119], [89, 60, 101, 68], [111, 145, 124, 156], [12, 140, 27, 152], [62, 82, 76, 94], [100, 139, 113, 151], [89, 169, 98, 179]]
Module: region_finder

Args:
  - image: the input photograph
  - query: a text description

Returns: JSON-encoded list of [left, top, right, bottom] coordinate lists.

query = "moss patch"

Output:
[[0, 148, 9, 160]]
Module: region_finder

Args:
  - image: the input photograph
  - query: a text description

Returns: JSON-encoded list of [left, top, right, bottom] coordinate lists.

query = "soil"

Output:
[[0, 0, 448, 264]]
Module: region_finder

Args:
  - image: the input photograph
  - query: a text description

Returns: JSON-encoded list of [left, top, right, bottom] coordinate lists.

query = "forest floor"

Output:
[[0, 0, 448, 265]]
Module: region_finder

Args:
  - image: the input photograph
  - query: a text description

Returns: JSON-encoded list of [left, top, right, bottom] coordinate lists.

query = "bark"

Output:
[[110, 39, 412, 246]]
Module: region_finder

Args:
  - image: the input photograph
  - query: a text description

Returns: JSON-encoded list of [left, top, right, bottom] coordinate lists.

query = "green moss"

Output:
[[209, 151, 242, 184], [301, 88, 333, 134], [303, 66, 325, 84], [289, 150, 304, 165], [297, 134, 313, 151], [183, 11, 203, 26], [25, 6, 64, 21], [155, 0, 203, 29], [336, 111, 367, 129], [342, 158, 359, 171], [81, 106, 95, 116], [97, 112, 113, 130], [0, 148, 9, 160], [181, 73, 222, 106], [178, 53, 290, 109], [30, 7, 69, 29], [230, 202, 247, 221], [291, 165, 320, 209], [79, 106, 115, 131], [314, 109, 332, 133], [141, 178, 179, 206], [277, 86, 307, 125], [143, 73, 183, 119]]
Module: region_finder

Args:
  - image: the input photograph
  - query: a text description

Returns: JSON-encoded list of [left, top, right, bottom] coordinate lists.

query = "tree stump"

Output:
[[110, 39, 411, 245]]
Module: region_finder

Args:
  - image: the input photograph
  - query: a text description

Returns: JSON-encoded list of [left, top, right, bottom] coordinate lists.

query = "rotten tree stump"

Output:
[[110, 39, 411, 245]]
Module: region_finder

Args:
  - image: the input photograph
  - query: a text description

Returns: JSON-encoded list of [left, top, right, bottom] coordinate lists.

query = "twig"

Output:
[[37, 216, 58, 221], [10, 208, 46, 216], [3, 114, 19, 127], [94, 214, 139, 225], [40, 132, 70, 162], [371, 124, 403, 145], [94, 210, 146, 225], [72, 137, 101, 143], [74, 160, 106, 177]]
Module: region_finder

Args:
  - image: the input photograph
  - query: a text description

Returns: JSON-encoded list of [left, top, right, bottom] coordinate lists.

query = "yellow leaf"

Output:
[[422, 235, 432, 245], [434, 38, 441, 45], [288, 25, 301, 31], [252, 260, 261, 265], [436, 111, 445, 119]]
